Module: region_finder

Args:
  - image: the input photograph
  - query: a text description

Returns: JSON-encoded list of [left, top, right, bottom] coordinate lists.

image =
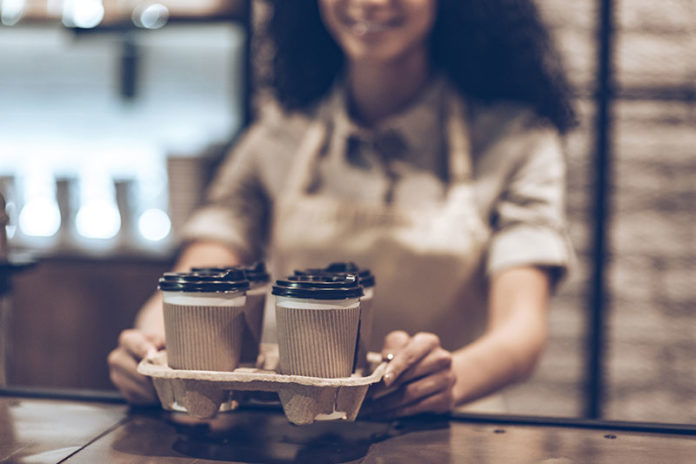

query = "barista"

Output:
[[108, 0, 574, 418]]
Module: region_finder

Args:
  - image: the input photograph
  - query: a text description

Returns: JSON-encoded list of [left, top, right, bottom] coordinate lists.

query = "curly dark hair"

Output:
[[268, 0, 575, 133]]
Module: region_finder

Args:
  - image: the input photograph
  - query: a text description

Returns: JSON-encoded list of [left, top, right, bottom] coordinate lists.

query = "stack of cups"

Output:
[[295, 262, 376, 371], [239, 262, 270, 364], [159, 270, 250, 371], [191, 263, 270, 366], [324, 263, 375, 371], [272, 276, 363, 378]]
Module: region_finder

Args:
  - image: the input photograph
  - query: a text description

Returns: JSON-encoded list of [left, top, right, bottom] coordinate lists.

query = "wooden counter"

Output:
[[1, 392, 694, 463]]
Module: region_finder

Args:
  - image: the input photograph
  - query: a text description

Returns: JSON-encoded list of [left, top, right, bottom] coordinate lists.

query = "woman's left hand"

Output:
[[361, 330, 456, 419]]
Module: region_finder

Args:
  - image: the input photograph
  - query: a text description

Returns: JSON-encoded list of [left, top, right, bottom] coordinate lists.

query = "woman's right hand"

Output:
[[107, 329, 165, 405]]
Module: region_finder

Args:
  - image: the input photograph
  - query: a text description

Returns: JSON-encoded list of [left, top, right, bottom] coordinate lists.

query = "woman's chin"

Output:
[[344, 43, 418, 67]]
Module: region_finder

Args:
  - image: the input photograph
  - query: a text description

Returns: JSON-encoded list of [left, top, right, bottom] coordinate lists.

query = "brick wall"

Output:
[[608, 0, 695, 422], [505, 0, 695, 423]]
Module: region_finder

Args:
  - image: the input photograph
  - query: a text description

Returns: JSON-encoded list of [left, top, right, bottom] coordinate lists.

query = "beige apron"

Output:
[[269, 94, 492, 354]]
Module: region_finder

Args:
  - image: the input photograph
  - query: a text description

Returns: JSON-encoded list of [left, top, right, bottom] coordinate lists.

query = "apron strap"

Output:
[[446, 95, 474, 184], [284, 120, 328, 195]]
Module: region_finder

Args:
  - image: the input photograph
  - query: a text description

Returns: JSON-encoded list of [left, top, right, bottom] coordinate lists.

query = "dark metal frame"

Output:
[[586, 0, 615, 420]]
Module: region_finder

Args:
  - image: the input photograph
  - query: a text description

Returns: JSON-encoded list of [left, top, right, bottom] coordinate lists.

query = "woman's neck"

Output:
[[346, 47, 430, 126]]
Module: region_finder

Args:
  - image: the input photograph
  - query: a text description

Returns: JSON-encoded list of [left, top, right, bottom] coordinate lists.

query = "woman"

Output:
[[109, 0, 575, 419]]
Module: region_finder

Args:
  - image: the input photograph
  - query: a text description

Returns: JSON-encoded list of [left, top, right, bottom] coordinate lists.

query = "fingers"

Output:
[[119, 329, 159, 361], [364, 331, 456, 419], [383, 332, 441, 387], [144, 332, 166, 350], [107, 347, 140, 383], [108, 348, 159, 404], [109, 330, 161, 405], [392, 347, 452, 385], [370, 345, 452, 398], [111, 368, 158, 404], [381, 330, 410, 357], [381, 388, 455, 419], [363, 368, 455, 417]]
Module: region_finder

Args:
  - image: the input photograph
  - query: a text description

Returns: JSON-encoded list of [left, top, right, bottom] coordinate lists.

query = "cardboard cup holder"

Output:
[[138, 344, 387, 425]]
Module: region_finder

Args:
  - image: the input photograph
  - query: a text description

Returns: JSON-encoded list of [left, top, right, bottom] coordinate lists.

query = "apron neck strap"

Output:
[[446, 95, 474, 184], [284, 120, 327, 195], [285, 89, 474, 195]]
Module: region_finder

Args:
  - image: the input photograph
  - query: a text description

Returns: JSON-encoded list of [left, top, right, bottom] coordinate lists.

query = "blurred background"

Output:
[[0, 0, 694, 424]]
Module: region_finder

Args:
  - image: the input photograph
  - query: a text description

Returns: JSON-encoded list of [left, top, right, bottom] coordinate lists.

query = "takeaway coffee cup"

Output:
[[192, 263, 270, 365], [239, 262, 271, 364], [159, 270, 249, 371], [297, 262, 376, 370], [272, 277, 363, 378], [326, 263, 376, 371]]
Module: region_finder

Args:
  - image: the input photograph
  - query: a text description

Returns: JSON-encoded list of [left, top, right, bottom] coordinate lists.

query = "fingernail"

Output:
[[146, 347, 157, 359], [383, 371, 394, 387]]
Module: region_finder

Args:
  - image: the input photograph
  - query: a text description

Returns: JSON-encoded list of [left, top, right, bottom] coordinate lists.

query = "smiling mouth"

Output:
[[353, 21, 384, 36], [343, 17, 402, 37]]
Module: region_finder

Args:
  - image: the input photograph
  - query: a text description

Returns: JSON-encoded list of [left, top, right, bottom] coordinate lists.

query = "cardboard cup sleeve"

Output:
[[239, 285, 268, 364], [163, 293, 246, 371], [276, 298, 360, 378], [354, 288, 375, 371]]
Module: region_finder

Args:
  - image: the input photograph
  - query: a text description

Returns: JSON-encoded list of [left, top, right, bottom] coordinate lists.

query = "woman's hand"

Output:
[[107, 329, 165, 405], [361, 331, 456, 419]]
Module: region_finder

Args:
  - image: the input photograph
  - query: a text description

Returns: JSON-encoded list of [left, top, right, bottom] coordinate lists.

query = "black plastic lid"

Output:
[[324, 262, 360, 273], [293, 268, 326, 277], [243, 261, 271, 284], [355, 269, 375, 288], [272, 276, 363, 300], [295, 262, 376, 288], [288, 274, 351, 283], [192, 262, 270, 285], [159, 269, 249, 293], [190, 266, 232, 274]]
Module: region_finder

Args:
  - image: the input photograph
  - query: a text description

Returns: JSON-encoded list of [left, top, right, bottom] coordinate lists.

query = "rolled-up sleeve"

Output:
[[179, 123, 271, 262], [486, 128, 574, 283]]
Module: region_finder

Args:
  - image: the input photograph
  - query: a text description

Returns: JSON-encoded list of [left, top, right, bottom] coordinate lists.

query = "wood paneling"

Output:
[[6, 256, 172, 390]]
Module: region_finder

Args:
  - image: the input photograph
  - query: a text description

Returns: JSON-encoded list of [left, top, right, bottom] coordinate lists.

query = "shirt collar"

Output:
[[324, 74, 447, 162]]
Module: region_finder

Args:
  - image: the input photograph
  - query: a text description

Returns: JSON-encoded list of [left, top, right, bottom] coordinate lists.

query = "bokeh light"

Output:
[[133, 3, 169, 30], [62, 0, 104, 29], [1, 0, 25, 26], [75, 199, 121, 240], [138, 208, 171, 241], [19, 198, 61, 237]]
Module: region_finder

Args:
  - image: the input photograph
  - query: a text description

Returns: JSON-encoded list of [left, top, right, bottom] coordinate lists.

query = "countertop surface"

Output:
[[1, 392, 694, 464]]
